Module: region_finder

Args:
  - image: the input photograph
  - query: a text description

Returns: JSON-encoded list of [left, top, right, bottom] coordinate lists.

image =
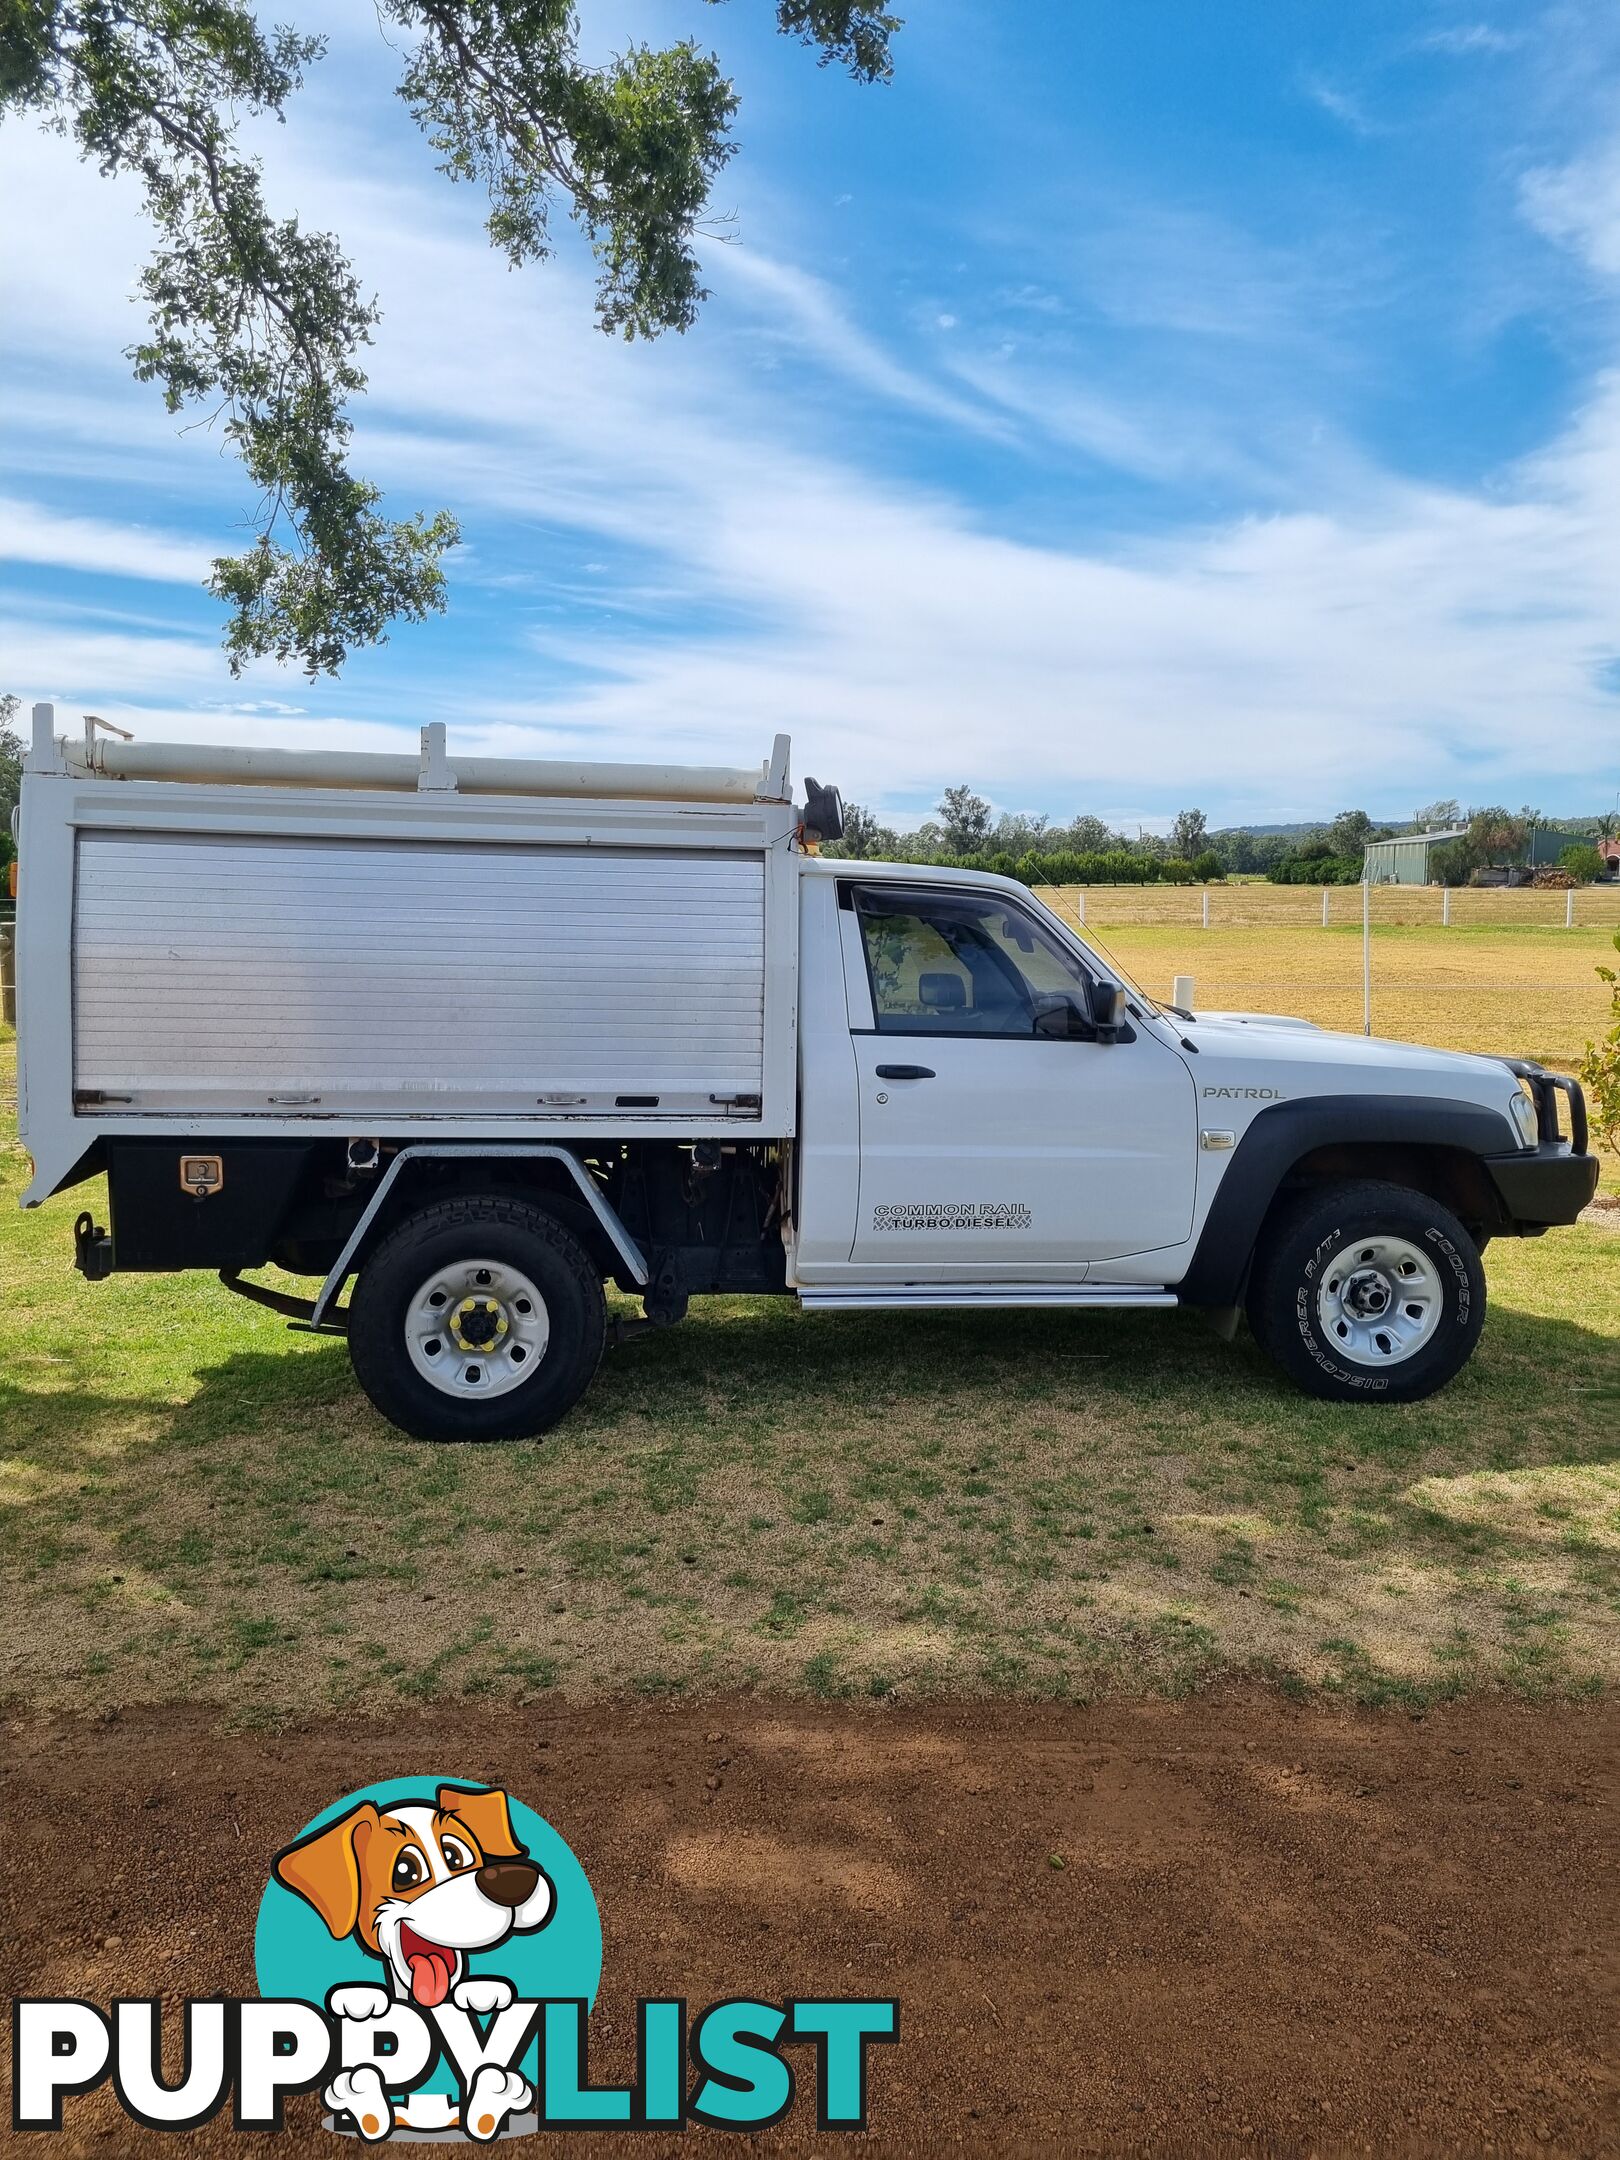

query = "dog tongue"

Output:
[[406, 1942, 456, 2008]]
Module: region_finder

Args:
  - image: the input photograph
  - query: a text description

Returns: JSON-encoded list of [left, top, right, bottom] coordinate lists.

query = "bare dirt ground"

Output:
[[4, 1695, 1618, 2156]]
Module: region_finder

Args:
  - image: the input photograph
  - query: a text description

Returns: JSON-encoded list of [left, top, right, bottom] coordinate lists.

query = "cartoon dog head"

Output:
[[272, 1785, 554, 2007]]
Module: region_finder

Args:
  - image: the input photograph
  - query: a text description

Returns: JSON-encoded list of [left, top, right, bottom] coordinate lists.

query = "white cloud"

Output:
[[484, 457, 1620, 810], [1300, 74, 1379, 136], [1029, 202, 1349, 348], [1521, 141, 1620, 277], [1420, 24, 1518, 55], [700, 245, 1004, 437], [0, 496, 213, 584], [942, 351, 1295, 495], [1, 620, 224, 699]]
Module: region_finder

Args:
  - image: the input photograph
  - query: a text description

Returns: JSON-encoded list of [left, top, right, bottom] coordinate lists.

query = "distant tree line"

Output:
[[0, 694, 20, 876], [830, 788, 1227, 885], [825, 788, 1618, 886]]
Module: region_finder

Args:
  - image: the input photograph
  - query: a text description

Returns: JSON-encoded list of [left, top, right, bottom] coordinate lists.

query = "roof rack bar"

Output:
[[58, 730, 791, 805]]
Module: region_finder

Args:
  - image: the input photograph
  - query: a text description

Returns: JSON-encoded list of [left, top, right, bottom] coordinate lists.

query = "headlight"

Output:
[[1510, 1082, 1540, 1147]]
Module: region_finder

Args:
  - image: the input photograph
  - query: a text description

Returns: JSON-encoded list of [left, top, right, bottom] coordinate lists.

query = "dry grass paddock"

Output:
[[3, 919, 1617, 1718], [1036, 891, 1619, 1073]]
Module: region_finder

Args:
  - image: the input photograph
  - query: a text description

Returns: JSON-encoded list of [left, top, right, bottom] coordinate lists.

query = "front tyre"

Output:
[[1247, 1179, 1485, 1404], [348, 1195, 606, 1441]]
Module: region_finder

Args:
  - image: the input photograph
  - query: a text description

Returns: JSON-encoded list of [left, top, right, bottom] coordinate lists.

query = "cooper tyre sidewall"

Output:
[[1253, 1184, 1485, 1403]]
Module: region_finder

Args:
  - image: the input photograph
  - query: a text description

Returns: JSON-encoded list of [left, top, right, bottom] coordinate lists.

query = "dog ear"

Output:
[[272, 1803, 380, 1938], [437, 1784, 525, 1861]]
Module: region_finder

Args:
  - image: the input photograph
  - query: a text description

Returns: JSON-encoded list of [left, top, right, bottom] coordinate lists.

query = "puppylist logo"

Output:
[[12, 1776, 898, 2141]]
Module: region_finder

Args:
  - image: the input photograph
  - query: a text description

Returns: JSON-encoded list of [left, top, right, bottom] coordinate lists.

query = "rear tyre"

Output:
[[1247, 1179, 1485, 1404], [348, 1194, 606, 1442]]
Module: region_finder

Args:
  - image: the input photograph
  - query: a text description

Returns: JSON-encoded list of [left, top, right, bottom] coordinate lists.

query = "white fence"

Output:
[[1041, 882, 1620, 930]]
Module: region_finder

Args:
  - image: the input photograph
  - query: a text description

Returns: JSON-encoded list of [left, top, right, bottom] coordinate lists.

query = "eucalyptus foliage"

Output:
[[1580, 931, 1620, 1156], [1, 1, 900, 674]]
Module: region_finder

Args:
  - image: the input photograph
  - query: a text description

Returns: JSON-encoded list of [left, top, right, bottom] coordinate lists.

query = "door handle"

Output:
[[874, 1064, 935, 1080]]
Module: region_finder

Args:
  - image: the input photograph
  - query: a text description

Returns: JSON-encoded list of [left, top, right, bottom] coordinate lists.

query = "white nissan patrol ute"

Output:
[[15, 710, 1598, 1441]]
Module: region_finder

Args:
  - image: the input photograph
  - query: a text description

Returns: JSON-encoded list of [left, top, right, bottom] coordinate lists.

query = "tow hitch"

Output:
[[73, 1210, 114, 1281]]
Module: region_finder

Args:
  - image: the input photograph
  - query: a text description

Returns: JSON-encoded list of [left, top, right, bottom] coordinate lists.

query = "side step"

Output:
[[797, 1283, 1177, 1312]]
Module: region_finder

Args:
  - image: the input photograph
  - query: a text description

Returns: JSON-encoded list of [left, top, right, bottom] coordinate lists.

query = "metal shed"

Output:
[[1526, 826, 1587, 867], [1362, 828, 1467, 884]]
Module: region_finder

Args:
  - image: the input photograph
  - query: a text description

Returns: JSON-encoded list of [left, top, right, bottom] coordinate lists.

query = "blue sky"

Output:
[[5, 0, 1620, 829]]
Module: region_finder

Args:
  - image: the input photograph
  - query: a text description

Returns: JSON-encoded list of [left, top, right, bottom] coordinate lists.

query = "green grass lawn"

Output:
[[2, 1038, 1618, 1718]]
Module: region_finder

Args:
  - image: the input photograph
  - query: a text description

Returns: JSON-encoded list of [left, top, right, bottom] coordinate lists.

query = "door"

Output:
[[843, 883, 1197, 1276]]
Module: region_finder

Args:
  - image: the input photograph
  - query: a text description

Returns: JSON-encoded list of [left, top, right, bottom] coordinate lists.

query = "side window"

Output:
[[853, 889, 1096, 1037]]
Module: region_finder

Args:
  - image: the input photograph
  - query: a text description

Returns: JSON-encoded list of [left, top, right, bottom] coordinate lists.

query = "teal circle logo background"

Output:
[[254, 1776, 602, 2100]]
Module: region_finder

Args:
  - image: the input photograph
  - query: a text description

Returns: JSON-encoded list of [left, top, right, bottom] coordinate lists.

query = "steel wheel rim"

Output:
[[1316, 1234, 1443, 1367], [405, 1257, 550, 1399]]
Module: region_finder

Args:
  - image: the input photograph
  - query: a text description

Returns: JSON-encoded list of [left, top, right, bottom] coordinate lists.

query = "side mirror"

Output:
[[1087, 979, 1127, 1040]]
